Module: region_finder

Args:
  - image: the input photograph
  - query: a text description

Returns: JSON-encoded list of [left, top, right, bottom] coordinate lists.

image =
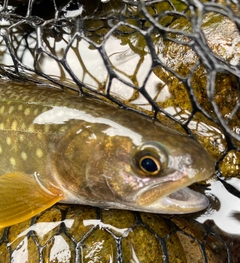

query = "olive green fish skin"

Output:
[[0, 81, 214, 214]]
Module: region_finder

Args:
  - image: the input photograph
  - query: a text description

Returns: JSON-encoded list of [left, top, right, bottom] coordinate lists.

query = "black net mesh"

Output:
[[0, 0, 240, 262], [0, 204, 238, 262]]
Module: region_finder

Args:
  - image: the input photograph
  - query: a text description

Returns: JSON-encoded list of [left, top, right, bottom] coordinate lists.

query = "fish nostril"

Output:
[[184, 154, 193, 165]]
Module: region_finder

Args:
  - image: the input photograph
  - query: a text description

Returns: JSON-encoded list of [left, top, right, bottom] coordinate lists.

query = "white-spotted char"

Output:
[[0, 81, 215, 228]]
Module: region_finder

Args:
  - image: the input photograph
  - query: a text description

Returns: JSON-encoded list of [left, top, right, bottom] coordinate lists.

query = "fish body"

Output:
[[0, 81, 214, 227]]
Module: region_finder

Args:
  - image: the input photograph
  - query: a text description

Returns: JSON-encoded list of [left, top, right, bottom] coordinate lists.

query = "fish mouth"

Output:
[[136, 176, 209, 214], [158, 187, 209, 213]]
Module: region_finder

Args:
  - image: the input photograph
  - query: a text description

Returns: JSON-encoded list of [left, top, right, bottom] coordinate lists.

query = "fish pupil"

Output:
[[141, 157, 158, 173]]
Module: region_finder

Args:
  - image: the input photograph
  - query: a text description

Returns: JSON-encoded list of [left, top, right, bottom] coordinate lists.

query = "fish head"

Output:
[[54, 123, 214, 214], [49, 106, 214, 214], [83, 131, 215, 214]]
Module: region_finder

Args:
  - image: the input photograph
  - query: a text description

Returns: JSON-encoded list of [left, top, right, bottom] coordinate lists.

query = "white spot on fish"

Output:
[[34, 108, 39, 115], [36, 148, 43, 158], [8, 106, 15, 114], [10, 157, 16, 166], [18, 105, 23, 111], [24, 108, 30, 116], [21, 123, 26, 130], [0, 106, 5, 114], [11, 120, 18, 130], [37, 133, 43, 140], [6, 137, 11, 145], [22, 95, 29, 100], [21, 152, 27, 161], [5, 90, 11, 95], [28, 124, 34, 132]]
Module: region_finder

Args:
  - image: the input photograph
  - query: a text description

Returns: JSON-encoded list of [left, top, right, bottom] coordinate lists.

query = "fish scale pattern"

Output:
[[0, 0, 240, 262], [0, 204, 236, 262]]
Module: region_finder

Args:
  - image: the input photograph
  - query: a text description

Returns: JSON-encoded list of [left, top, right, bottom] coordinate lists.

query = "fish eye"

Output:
[[132, 141, 168, 177], [139, 156, 160, 174]]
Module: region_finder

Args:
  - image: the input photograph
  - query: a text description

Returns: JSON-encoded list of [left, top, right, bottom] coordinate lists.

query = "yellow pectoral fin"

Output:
[[0, 172, 64, 228]]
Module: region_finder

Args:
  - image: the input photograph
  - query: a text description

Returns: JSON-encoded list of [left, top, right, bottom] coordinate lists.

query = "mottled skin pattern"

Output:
[[0, 81, 214, 227]]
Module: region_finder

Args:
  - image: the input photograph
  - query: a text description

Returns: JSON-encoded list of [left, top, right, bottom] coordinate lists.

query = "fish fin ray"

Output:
[[0, 172, 64, 228]]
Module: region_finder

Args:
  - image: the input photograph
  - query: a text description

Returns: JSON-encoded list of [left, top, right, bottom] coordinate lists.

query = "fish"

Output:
[[0, 81, 214, 228]]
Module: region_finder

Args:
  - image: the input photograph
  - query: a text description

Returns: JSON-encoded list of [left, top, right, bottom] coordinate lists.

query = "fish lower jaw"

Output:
[[138, 187, 209, 214]]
